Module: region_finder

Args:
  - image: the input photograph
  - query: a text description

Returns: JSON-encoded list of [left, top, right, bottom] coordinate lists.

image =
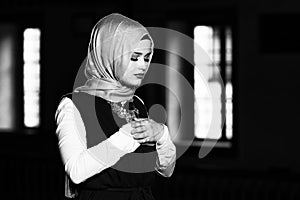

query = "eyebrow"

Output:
[[132, 52, 152, 56]]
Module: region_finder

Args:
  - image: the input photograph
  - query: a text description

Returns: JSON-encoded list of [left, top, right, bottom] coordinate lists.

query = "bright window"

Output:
[[23, 28, 41, 128], [194, 25, 233, 141]]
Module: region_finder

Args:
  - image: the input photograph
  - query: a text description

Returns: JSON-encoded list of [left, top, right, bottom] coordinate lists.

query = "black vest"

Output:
[[64, 92, 157, 191]]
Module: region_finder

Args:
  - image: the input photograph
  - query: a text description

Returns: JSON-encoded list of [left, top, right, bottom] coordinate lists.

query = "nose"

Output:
[[137, 59, 148, 71]]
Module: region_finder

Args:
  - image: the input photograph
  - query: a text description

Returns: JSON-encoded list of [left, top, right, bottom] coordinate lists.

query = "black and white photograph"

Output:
[[1, 0, 300, 199]]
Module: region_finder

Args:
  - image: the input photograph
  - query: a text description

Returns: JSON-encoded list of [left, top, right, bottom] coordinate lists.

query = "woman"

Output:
[[55, 13, 176, 200]]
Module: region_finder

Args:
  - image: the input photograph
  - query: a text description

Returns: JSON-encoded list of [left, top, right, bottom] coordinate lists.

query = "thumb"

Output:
[[133, 118, 148, 121]]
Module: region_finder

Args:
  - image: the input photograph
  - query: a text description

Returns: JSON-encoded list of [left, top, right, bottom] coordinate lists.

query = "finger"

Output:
[[134, 118, 147, 121], [131, 119, 148, 128], [132, 132, 147, 139], [135, 137, 150, 144], [131, 126, 146, 134]]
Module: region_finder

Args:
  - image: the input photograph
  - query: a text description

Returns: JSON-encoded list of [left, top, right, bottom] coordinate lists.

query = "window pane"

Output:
[[225, 27, 233, 139], [23, 28, 41, 128], [194, 26, 232, 140]]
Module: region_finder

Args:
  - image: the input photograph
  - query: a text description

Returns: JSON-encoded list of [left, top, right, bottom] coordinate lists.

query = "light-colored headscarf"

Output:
[[74, 13, 154, 103]]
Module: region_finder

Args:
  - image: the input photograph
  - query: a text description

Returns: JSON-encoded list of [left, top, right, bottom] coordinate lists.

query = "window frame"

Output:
[[166, 8, 238, 159]]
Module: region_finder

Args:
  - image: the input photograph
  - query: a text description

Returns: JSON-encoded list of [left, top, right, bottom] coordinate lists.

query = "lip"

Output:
[[134, 73, 145, 79]]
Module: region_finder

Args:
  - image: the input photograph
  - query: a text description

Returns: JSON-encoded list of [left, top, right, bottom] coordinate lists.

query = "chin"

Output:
[[132, 83, 142, 89], [125, 82, 141, 89]]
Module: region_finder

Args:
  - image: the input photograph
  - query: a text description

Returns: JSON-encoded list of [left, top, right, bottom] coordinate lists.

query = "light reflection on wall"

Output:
[[166, 28, 184, 142], [166, 22, 195, 143], [0, 25, 15, 130], [23, 28, 41, 128]]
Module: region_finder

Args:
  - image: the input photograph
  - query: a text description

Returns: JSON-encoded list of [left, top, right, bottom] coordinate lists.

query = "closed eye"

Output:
[[130, 51, 152, 62], [131, 57, 138, 61], [130, 57, 150, 62]]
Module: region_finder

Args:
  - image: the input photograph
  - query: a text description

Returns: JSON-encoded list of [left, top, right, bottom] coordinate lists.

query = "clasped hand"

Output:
[[130, 118, 164, 144]]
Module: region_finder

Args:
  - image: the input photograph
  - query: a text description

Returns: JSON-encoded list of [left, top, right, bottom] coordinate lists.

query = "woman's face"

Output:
[[120, 39, 152, 88]]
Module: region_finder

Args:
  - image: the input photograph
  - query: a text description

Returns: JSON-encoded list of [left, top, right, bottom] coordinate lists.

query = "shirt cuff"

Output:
[[156, 124, 170, 147], [107, 129, 140, 154]]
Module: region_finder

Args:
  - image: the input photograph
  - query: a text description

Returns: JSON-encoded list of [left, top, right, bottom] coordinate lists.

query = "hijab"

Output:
[[74, 13, 154, 103]]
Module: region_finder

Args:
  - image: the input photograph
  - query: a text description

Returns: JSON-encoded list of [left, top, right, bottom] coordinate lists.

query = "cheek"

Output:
[[121, 63, 136, 80], [116, 54, 131, 80], [126, 62, 138, 75], [145, 63, 150, 71]]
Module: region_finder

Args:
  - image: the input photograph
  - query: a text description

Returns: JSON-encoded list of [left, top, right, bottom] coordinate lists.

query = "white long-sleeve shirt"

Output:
[[55, 97, 176, 185]]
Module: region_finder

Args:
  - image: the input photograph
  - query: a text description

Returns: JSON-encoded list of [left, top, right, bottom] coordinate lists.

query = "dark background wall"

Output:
[[1, 0, 300, 199]]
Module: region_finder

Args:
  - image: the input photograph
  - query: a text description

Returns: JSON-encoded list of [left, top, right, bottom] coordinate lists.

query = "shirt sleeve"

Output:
[[55, 97, 140, 184], [154, 125, 176, 177]]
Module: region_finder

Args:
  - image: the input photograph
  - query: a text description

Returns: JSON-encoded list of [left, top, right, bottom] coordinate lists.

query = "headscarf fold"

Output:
[[74, 13, 154, 102]]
